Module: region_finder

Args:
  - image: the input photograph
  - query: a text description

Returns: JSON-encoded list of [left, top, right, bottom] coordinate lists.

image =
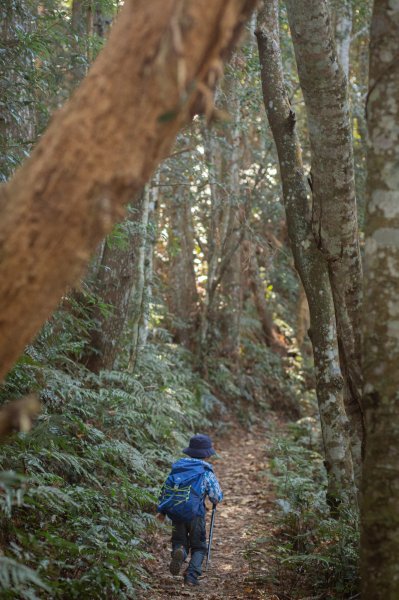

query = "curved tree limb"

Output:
[[0, 0, 256, 380]]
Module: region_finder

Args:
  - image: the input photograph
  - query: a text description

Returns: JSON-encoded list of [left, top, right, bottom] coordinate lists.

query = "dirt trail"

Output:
[[142, 425, 276, 599]]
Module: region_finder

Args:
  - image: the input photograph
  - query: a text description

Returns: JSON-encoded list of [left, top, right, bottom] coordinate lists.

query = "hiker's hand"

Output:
[[156, 513, 166, 522]]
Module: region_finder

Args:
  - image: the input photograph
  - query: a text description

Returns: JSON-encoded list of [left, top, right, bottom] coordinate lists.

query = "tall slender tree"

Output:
[[219, 68, 244, 362], [128, 183, 157, 370], [284, 0, 364, 482], [361, 0, 399, 595], [166, 187, 199, 349], [256, 0, 356, 504]]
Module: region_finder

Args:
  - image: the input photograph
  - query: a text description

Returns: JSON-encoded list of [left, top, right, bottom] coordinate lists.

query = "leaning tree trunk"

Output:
[[284, 0, 364, 483], [0, 0, 256, 381], [361, 1, 399, 596], [256, 0, 356, 506]]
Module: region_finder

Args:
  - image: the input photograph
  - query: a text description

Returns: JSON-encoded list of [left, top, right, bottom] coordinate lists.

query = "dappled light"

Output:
[[0, 0, 398, 598]]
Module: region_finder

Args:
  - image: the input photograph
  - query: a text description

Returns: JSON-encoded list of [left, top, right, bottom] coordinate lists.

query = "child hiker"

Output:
[[157, 434, 223, 587]]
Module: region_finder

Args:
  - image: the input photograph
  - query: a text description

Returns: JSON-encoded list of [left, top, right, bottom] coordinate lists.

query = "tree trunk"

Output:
[[361, 0, 399, 595], [166, 187, 199, 349], [256, 0, 356, 506], [219, 71, 243, 362], [135, 176, 159, 358], [296, 283, 310, 352], [84, 204, 143, 372], [127, 186, 152, 370], [70, 0, 91, 84], [332, 0, 353, 78], [247, 244, 281, 349], [0, 0, 256, 381], [284, 0, 364, 481], [198, 123, 224, 367]]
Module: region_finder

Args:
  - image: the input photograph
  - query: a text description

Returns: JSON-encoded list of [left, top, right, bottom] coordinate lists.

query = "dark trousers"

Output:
[[171, 515, 207, 579]]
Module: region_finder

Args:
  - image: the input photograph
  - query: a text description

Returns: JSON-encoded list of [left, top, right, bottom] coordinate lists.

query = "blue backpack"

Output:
[[158, 459, 213, 521]]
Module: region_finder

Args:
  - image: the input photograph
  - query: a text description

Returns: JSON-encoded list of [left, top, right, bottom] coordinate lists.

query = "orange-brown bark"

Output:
[[0, 0, 256, 380]]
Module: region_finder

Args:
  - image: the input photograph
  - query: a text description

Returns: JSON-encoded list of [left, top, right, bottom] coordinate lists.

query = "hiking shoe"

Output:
[[184, 575, 200, 586], [169, 547, 185, 576]]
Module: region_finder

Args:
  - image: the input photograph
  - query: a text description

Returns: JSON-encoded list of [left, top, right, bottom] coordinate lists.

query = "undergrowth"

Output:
[[0, 318, 214, 599], [245, 419, 360, 600]]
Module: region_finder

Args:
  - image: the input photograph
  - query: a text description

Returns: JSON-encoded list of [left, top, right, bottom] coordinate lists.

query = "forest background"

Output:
[[0, 0, 398, 598]]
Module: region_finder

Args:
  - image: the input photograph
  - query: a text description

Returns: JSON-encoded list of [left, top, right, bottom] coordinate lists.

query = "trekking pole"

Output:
[[205, 504, 216, 571]]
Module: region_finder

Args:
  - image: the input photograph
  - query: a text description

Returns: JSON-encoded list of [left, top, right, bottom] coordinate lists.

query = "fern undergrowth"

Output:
[[0, 317, 214, 599], [245, 418, 360, 599]]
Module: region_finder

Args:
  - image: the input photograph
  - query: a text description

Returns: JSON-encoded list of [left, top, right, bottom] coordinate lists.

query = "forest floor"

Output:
[[142, 421, 279, 599]]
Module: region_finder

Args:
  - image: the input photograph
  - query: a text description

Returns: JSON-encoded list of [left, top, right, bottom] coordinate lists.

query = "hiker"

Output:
[[157, 433, 223, 587]]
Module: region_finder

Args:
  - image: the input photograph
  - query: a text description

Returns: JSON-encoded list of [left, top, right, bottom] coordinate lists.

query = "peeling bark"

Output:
[[0, 0, 256, 381], [256, 0, 356, 505], [361, 0, 399, 595], [285, 0, 364, 480]]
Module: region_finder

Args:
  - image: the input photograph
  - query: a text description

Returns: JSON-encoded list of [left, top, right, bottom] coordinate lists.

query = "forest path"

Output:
[[142, 423, 276, 599]]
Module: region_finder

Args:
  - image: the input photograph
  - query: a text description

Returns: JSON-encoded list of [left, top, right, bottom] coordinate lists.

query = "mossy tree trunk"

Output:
[[256, 0, 356, 506], [0, 0, 256, 381], [361, 0, 399, 595]]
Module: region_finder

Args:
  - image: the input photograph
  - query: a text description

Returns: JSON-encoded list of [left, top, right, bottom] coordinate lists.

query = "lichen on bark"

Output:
[[285, 0, 364, 483], [361, 0, 399, 596], [256, 0, 356, 506]]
